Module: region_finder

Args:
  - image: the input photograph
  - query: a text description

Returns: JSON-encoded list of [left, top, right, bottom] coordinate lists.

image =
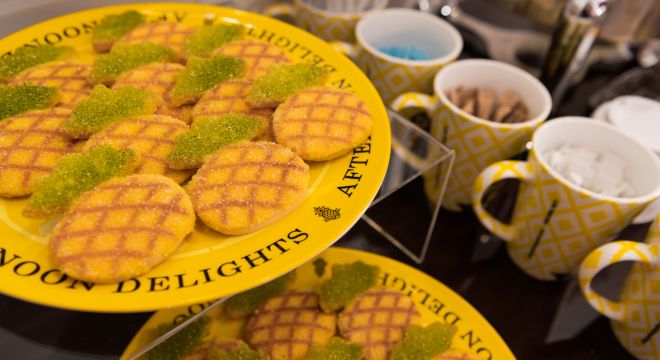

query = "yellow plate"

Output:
[[0, 3, 390, 312], [122, 247, 516, 360]]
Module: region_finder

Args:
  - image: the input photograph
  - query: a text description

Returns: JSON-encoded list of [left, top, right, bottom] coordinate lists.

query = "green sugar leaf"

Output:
[[209, 346, 268, 360], [167, 113, 265, 169], [147, 316, 211, 360], [186, 24, 243, 57], [320, 261, 379, 312], [23, 145, 136, 218], [0, 84, 59, 120], [246, 62, 327, 108], [89, 42, 177, 84], [92, 10, 146, 51], [303, 337, 363, 360], [0, 45, 73, 81], [170, 55, 244, 106], [390, 322, 457, 360], [64, 85, 159, 138], [225, 271, 295, 318]]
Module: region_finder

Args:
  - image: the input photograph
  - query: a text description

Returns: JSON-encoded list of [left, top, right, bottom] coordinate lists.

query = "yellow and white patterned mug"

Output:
[[333, 8, 462, 103], [264, 0, 388, 42], [392, 59, 551, 211], [579, 215, 660, 360], [473, 117, 660, 281]]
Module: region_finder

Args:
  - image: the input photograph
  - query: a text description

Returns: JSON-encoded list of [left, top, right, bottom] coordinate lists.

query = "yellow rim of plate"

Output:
[[121, 247, 516, 360], [0, 3, 390, 312]]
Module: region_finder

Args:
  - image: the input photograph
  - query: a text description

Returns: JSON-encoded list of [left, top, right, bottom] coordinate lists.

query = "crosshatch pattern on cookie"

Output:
[[246, 291, 336, 359], [49, 175, 195, 283], [192, 79, 273, 140], [193, 79, 272, 120], [0, 107, 77, 197], [118, 22, 195, 55], [188, 141, 308, 235], [339, 289, 421, 360], [113, 63, 193, 123], [212, 40, 291, 79], [85, 115, 192, 183], [274, 87, 371, 159], [11, 62, 92, 109]]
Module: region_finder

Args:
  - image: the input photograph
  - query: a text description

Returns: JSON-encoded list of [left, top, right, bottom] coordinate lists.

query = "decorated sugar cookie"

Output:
[[246, 291, 336, 360], [273, 87, 372, 161], [0, 107, 77, 197], [49, 174, 196, 283], [338, 288, 422, 360], [84, 115, 192, 183], [186, 141, 309, 235], [12, 61, 92, 109]]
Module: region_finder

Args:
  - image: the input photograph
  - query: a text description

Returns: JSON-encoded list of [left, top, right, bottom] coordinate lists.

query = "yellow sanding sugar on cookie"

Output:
[[84, 115, 192, 184], [246, 291, 336, 360], [114, 62, 193, 123], [225, 271, 295, 319], [49, 174, 196, 284], [273, 87, 372, 161], [211, 39, 290, 80], [117, 22, 196, 58], [338, 288, 421, 360], [186, 141, 309, 235], [0, 107, 77, 197], [11, 61, 92, 109]]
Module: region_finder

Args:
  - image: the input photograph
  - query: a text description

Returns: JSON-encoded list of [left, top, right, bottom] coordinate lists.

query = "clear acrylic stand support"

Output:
[[126, 108, 454, 360], [363, 108, 454, 264]]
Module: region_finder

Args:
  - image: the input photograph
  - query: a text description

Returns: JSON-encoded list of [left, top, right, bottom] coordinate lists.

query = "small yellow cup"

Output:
[[579, 215, 660, 360], [392, 59, 552, 211], [473, 117, 660, 281], [264, 0, 388, 43], [334, 8, 462, 104]]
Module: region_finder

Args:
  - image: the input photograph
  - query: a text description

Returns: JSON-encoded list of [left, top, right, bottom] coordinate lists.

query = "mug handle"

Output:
[[329, 41, 359, 61], [579, 240, 658, 322], [472, 161, 533, 241], [264, 3, 295, 20], [390, 92, 436, 114]]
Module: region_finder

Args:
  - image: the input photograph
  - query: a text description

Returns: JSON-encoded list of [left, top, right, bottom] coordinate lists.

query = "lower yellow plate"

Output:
[[0, 4, 390, 312], [122, 247, 515, 360]]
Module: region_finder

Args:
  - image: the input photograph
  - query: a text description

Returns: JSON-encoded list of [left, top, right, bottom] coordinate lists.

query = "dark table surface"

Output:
[[0, 1, 653, 359]]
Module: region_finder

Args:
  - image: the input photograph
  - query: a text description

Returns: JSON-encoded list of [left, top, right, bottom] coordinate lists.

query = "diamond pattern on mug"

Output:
[[433, 103, 537, 211]]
